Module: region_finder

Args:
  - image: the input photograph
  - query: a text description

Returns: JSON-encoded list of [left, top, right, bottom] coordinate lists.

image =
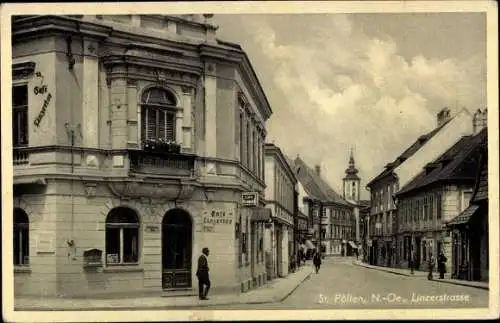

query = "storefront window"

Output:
[[14, 208, 29, 266], [105, 207, 140, 265]]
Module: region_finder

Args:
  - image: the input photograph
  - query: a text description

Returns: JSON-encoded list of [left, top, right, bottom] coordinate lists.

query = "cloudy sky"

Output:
[[213, 12, 487, 199]]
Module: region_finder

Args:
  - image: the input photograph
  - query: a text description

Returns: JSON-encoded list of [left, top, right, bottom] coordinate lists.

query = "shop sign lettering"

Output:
[[34, 85, 48, 95], [202, 209, 235, 230], [34, 93, 52, 127]]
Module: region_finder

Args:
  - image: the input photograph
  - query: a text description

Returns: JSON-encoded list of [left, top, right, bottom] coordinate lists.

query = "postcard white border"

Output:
[[1, 1, 498, 322]]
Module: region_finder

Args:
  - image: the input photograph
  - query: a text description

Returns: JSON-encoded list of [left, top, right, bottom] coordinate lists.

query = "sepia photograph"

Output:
[[1, 1, 498, 322]]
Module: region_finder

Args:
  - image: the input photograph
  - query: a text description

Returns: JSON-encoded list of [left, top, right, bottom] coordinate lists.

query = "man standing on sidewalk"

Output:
[[196, 247, 211, 300]]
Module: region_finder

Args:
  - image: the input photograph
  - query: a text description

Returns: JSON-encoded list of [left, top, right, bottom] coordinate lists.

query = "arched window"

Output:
[[14, 208, 29, 266], [141, 87, 178, 143], [106, 207, 140, 265]]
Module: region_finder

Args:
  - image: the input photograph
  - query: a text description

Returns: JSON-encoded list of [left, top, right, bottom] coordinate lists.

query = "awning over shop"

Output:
[[447, 205, 479, 226], [348, 241, 357, 249], [251, 207, 272, 222], [305, 240, 315, 250]]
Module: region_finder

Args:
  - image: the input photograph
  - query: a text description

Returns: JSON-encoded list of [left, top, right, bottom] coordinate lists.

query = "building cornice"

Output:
[[264, 145, 297, 185], [199, 43, 273, 121], [102, 55, 201, 87], [12, 15, 113, 42], [12, 61, 36, 80]]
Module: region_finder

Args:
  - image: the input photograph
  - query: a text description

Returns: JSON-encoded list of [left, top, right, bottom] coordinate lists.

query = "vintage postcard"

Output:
[[1, 1, 498, 322]]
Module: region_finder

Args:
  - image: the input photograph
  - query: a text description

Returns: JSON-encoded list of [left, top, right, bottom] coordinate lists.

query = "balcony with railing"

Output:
[[128, 149, 196, 177], [13, 145, 197, 180], [13, 147, 29, 166]]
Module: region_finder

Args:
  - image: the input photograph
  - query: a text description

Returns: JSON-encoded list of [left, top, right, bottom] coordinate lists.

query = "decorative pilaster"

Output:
[[127, 79, 138, 146], [82, 38, 99, 148], [182, 86, 193, 150], [176, 110, 184, 146], [204, 63, 217, 158], [110, 77, 128, 156]]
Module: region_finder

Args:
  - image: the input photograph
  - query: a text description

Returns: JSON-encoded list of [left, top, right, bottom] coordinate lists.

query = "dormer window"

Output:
[[141, 87, 178, 144]]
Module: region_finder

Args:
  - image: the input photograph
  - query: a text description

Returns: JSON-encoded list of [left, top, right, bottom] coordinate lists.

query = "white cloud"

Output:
[[231, 15, 485, 198]]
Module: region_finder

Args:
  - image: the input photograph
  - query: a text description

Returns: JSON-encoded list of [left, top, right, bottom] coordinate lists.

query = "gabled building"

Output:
[[285, 156, 310, 262], [366, 107, 473, 267], [395, 127, 487, 273], [292, 157, 355, 256], [447, 119, 488, 282]]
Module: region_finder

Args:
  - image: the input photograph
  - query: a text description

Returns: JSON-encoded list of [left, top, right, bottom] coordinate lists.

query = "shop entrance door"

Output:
[[162, 209, 192, 290]]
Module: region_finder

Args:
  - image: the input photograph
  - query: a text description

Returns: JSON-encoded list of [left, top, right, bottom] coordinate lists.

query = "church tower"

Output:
[[343, 148, 361, 202]]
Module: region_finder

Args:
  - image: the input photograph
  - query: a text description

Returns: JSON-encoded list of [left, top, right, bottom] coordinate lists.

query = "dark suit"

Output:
[[196, 254, 210, 298]]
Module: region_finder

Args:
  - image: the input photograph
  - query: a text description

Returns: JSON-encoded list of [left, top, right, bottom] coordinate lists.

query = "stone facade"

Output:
[[12, 15, 272, 297], [263, 144, 297, 279]]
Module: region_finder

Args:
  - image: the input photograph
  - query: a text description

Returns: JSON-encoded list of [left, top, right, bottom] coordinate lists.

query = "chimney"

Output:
[[437, 107, 452, 127], [315, 165, 321, 176], [473, 108, 488, 134]]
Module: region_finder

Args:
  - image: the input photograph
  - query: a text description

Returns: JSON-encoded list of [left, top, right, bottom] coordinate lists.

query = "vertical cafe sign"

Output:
[[33, 71, 52, 127]]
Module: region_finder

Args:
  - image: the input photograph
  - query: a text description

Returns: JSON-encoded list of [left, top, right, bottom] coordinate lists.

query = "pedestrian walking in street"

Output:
[[196, 247, 211, 300], [313, 250, 322, 274], [355, 248, 359, 260], [438, 252, 447, 279], [427, 254, 435, 280], [410, 248, 415, 275]]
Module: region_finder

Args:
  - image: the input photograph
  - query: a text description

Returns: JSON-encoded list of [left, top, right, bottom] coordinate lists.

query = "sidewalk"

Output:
[[353, 260, 489, 290], [14, 265, 313, 311]]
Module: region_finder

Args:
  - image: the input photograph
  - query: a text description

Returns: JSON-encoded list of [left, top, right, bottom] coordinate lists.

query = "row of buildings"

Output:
[[10, 14, 362, 298], [363, 107, 489, 282]]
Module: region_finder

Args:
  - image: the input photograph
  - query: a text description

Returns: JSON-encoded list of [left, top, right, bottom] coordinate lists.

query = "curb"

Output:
[[15, 268, 313, 311], [430, 279, 489, 291], [353, 261, 489, 290], [276, 268, 313, 303], [352, 261, 411, 277]]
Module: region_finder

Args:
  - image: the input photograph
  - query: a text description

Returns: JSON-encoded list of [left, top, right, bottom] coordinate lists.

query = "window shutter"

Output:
[[142, 107, 157, 141], [158, 110, 166, 139], [166, 113, 175, 141], [141, 107, 147, 141], [147, 109, 156, 139]]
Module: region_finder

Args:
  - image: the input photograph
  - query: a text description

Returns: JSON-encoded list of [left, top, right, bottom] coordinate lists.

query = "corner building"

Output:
[[12, 15, 272, 297]]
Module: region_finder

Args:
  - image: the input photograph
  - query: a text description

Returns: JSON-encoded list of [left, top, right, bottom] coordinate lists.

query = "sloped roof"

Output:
[[472, 135, 488, 203], [396, 127, 486, 196], [366, 119, 450, 188], [291, 156, 350, 206], [447, 204, 480, 226]]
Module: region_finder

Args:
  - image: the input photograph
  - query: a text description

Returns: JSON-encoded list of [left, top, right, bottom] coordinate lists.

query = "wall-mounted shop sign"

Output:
[[34, 92, 52, 127], [242, 192, 258, 207], [36, 232, 55, 253], [202, 209, 234, 231], [146, 225, 160, 233]]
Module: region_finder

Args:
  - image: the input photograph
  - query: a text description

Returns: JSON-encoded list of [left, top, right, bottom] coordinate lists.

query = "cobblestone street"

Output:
[[204, 257, 489, 309]]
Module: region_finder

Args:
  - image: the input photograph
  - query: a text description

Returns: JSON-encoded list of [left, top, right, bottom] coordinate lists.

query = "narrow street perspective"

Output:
[[202, 257, 489, 310]]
